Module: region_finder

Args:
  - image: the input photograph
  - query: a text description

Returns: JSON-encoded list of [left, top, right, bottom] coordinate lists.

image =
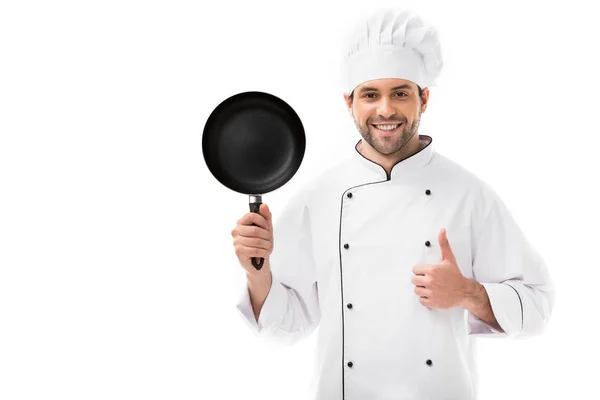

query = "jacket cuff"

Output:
[[467, 282, 523, 338], [235, 273, 288, 334], [257, 273, 288, 330]]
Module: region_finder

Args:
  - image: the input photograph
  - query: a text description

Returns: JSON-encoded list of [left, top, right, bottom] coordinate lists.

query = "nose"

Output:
[[376, 96, 395, 119]]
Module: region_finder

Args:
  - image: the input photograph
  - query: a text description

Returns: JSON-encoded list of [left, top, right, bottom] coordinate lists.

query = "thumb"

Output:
[[260, 203, 273, 230], [438, 228, 456, 264]]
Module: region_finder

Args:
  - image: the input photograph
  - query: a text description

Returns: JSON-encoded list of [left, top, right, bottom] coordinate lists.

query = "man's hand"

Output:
[[411, 228, 474, 309], [231, 203, 274, 276]]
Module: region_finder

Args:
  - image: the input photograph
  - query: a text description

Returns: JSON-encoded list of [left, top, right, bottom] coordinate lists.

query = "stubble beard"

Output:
[[353, 108, 422, 156]]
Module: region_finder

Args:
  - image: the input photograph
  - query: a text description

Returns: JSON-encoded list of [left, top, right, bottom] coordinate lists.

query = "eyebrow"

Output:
[[358, 84, 413, 93]]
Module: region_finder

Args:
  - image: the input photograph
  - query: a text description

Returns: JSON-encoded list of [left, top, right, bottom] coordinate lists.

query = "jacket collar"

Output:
[[352, 134, 435, 180]]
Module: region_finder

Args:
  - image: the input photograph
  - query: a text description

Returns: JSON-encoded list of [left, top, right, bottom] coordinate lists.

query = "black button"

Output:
[[425, 189, 431, 195], [425, 241, 431, 247], [426, 359, 433, 366], [344, 243, 349, 249], [347, 303, 353, 309], [347, 361, 353, 368], [347, 192, 353, 198]]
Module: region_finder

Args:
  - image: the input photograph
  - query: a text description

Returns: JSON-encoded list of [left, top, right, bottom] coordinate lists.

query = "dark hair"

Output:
[[349, 84, 424, 102]]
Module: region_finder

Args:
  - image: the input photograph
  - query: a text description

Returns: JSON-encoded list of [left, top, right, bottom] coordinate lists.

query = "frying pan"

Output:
[[202, 91, 306, 270]]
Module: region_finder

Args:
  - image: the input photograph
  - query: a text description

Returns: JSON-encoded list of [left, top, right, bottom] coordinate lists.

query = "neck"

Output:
[[358, 134, 423, 176]]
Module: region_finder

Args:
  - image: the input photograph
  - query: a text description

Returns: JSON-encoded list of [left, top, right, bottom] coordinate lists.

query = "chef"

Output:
[[232, 8, 555, 400]]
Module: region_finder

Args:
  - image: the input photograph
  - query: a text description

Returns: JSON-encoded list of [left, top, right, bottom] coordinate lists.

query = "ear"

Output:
[[420, 88, 430, 113], [343, 93, 353, 117]]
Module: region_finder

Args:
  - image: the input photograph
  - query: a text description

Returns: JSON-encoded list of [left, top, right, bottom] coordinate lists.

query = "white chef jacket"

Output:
[[236, 135, 555, 400]]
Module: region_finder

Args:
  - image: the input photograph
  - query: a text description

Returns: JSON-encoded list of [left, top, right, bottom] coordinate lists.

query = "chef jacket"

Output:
[[236, 135, 555, 400]]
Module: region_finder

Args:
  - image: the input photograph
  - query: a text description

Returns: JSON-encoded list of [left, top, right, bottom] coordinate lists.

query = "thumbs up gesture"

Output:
[[411, 229, 473, 309]]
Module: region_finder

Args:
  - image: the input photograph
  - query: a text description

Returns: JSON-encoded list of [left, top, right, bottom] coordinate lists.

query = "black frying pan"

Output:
[[202, 91, 306, 270]]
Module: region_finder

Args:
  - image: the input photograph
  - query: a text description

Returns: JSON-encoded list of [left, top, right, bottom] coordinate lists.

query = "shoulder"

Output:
[[430, 152, 499, 202], [428, 152, 507, 236]]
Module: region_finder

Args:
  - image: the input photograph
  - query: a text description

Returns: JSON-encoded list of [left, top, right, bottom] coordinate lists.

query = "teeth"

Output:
[[374, 124, 399, 131]]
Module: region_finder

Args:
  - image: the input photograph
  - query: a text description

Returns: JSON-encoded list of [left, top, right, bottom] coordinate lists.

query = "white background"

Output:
[[1, 0, 598, 399]]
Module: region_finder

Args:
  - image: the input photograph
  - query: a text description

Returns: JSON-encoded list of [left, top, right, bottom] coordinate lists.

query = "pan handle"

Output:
[[249, 195, 264, 270]]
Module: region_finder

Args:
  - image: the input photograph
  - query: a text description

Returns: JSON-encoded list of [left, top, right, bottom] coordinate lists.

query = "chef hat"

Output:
[[343, 8, 443, 94]]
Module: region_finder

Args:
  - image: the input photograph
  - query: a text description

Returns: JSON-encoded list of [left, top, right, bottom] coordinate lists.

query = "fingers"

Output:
[[411, 275, 429, 287], [232, 204, 275, 270], [234, 235, 273, 251], [233, 224, 271, 241], [234, 245, 271, 259], [414, 286, 430, 297], [237, 210, 269, 231], [412, 264, 435, 307], [412, 263, 431, 275], [419, 297, 433, 308]]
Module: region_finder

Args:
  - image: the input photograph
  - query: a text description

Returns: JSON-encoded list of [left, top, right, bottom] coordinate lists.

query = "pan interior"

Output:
[[203, 93, 305, 194]]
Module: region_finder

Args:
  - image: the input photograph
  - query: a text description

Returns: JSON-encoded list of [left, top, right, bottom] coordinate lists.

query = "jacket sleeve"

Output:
[[235, 187, 321, 345], [467, 189, 555, 339]]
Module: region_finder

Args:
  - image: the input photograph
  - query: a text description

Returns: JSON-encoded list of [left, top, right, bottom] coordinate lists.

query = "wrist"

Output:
[[246, 261, 272, 284], [459, 278, 481, 310]]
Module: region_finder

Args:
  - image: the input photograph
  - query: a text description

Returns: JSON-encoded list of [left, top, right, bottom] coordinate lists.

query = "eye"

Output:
[[394, 92, 408, 97], [362, 93, 377, 99]]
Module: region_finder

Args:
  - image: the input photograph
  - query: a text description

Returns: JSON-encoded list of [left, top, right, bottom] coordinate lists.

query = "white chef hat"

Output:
[[343, 8, 443, 94]]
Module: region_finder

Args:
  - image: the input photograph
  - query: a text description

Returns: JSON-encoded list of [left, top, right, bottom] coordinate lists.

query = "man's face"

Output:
[[344, 78, 429, 155]]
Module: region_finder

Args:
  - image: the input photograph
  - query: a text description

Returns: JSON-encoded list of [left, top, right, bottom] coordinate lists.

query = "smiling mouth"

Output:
[[371, 123, 402, 134]]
